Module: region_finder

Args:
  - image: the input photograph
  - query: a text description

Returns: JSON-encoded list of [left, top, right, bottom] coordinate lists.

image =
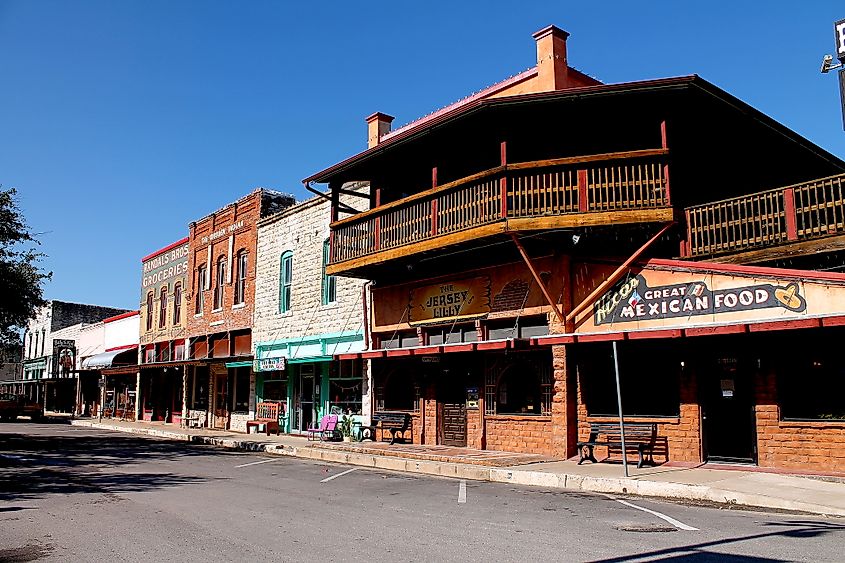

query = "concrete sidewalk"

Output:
[[68, 418, 845, 517]]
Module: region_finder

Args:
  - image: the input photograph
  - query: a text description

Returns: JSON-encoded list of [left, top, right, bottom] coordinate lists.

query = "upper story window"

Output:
[[214, 256, 226, 310], [234, 250, 247, 305], [173, 283, 182, 325], [279, 251, 292, 313], [195, 265, 207, 315], [27, 332, 32, 359], [40, 328, 45, 356], [322, 239, 336, 305], [33, 331, 39, 358], [159, 286, 168, 328], [146, 292, 154, 331]]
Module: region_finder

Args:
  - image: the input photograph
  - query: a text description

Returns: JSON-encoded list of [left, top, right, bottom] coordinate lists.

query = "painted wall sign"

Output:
[[142, 242, 189, 289], [254, 357, 286, 373], [409, 277, 491, 325], [52, 339, 76, 378], [200, 220, 245, 245], [594, 274, 806, 325]]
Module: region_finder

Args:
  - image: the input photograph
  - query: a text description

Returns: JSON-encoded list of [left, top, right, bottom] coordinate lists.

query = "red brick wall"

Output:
[[576, 366, 701, 463], [467, 407, 483, 449], [755, 369, 845, 471], [485, 415, 553, 455]]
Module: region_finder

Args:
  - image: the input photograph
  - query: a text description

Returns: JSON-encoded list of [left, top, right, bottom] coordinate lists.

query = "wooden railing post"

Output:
[[431, 168, 438, 236], [661, 121, 671, 205], [330, 186, 339, 262], [577, 169, 589, 212], [374, 188, 381, 251], [681, 208, 692, 257], [783, 187, 798, 241], [500, 141, 508, 218]]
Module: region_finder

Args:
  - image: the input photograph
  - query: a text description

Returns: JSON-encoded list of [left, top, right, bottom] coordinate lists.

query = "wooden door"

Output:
[[213, 373, 229, 429], [441, 402, 467, 447]]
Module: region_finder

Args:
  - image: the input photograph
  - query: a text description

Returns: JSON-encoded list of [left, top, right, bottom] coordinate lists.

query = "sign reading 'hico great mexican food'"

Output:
[[577, 265, 845, 333], [409, 277, 491, 325]]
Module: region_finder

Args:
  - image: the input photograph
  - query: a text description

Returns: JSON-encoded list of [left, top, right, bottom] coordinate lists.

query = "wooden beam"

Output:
[[506, 148, 668, 171], [509, 234, 564, 323], [337, 188, 371, 199], [699, 233, 845, 265], [565, 222, 675, 323]]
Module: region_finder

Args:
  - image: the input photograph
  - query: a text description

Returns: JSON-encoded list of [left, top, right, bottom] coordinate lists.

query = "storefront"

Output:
[[138, 363, 187, 424], [82, 347, 139, 420], [254, 331, 365, 434]]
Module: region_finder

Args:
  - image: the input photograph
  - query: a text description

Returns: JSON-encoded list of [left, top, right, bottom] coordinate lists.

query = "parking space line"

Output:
[[458, 479, 467, 504], [235, 459, 277, 468], [320, 468, 358, 483], [615, 499, 699, 531]]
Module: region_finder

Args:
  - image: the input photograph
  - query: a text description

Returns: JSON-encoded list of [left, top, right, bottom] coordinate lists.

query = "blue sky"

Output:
[[2, 1, 844, 310]]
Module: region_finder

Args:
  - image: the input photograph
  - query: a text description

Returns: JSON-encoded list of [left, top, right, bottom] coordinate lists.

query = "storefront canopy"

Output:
[[82, 348, 137, 370]]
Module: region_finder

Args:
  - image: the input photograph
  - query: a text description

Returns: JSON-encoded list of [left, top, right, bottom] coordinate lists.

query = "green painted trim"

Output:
[[288, 356, 332, 364], [255, 330, 364, 349], [225, 361, 253, 368]]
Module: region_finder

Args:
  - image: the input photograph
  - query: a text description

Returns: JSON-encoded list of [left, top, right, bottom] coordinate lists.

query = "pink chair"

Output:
[[306, 414, 339, 441]]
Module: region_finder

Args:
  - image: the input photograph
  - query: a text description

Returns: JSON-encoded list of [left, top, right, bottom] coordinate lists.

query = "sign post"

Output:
[[612, 341, 629, 478]]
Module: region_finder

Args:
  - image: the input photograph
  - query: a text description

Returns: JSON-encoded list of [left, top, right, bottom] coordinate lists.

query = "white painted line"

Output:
[[234, 458, 277, 468], [320, 467, 358, 483], [615, 499, 698, 531], [458, 479, 467, 504]]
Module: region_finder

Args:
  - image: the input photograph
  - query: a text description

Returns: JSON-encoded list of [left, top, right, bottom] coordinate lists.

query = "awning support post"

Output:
[[510, 234, 564, 323]]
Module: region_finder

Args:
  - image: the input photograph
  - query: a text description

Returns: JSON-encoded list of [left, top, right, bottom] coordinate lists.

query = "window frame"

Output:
[[213, 256, 226, 311], [159, 286, 168, 329], [322, 239, 336, 305], [234, 250, 247, 305], [173, 282, 182, 325], [279, 251, 293, 313], [146, 292, 154, 331], [195, 265, 207, 315]]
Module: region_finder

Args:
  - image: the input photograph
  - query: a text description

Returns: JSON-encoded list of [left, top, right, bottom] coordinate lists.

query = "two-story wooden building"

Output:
[[305, 25, 845, 471]]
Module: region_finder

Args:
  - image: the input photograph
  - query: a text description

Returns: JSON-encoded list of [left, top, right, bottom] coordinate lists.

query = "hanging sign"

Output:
[[254, 357, 286, 372], [409, 277, 491, 326], [835, 18, 845, 62]]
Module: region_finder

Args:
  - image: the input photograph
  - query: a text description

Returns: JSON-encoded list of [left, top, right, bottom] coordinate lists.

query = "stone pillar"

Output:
[[551, 344, 576, 459], [361, 359, 372, 425]]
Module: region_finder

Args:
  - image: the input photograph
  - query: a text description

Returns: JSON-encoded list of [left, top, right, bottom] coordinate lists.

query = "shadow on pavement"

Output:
[[0, 428, 229, 502], [590, 519, 845, 562]]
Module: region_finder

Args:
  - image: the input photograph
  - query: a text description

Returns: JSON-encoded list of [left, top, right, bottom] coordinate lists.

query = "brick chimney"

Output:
[[533, 25, 570, 91], [366, 112, 395, 148]]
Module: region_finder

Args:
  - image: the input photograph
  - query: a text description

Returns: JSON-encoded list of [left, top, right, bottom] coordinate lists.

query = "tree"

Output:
[[0, 188, 51, 348]]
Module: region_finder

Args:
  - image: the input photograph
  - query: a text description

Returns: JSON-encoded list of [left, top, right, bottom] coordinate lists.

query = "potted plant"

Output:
[[340, 414, 355, 442]]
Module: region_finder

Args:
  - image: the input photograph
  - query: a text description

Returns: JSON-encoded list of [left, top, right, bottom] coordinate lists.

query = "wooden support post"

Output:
[[431, 168, 438, 236], [329, 183, 339, 262], [500, 141, 508, 218], [783, 187, 798, 241], [374, 188, 381, 251], [510, 234, 565, 323], [578, 169, 589, 212], [565, 221, 675, 324], [660, 120, 671, 205]]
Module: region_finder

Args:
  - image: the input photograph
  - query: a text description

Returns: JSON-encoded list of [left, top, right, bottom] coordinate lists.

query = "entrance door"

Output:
[[294, 365, 317, 433], [439, 376, 467, 447], [701, 357, 756, 463], [213, 373, 229, 429]]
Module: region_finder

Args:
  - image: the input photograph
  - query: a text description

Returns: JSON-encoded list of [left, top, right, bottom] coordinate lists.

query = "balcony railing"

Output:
[[330, 149, 670, 264], [684, 173, 845, 257]]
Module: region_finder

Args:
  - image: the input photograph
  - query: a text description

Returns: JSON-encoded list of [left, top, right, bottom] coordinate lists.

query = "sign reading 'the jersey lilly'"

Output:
[[575, 262, 845, 334], [409, 277, 491, 325]]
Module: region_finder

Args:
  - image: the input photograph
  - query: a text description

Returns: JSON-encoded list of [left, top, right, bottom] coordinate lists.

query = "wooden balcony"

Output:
[[328, 148, 672, 275], [684, 173, 845, 262]]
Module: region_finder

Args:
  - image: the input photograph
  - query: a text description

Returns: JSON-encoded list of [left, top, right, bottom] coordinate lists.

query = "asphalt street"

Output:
[[1, 423, 843, 562]]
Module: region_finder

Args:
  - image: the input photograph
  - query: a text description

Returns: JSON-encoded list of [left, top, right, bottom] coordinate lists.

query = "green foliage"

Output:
[[340, 414, 354, 438], [0, 188, 50, 347]]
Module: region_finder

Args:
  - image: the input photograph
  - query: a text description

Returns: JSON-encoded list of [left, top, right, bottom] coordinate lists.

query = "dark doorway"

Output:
[[438, 373, 467, 447], [701, 356, 756, 463]]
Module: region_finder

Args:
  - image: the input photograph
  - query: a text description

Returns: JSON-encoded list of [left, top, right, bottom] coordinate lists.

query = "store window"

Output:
[[195, 265, 207, 315], [428, 325, 476, 345], [322, 239, 336, 305], [234, 250, 247, 305], [383, 373, 417, 411], [232, 367, 250, 413], [579, 341, 680, 417], [329, 360, 362, 415], [279, 251, 293, 313], [485, 354, 551, 415], [191, 367, 209, 410], [380, 331, 419, 349], [487, 316, 549, 340], [779, 346, 845, 420], [146, 292, 154, 331], [159, 286, 168, 328], [214, 256, 226, 310], [173, 283, 182, 325]]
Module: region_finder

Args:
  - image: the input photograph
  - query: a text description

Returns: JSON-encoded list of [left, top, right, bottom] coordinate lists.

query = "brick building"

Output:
[[184, 189, 294, 431], [306, 25, 845, 471], [137, 238, 190, 424], [252, 187, 369, 434]]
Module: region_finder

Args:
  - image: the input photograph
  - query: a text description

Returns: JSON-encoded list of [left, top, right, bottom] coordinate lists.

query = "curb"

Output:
[[69, 420, 845, 518]]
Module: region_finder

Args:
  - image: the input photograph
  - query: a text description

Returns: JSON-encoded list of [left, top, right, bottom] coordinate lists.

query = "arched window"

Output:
[[159, 286, 168, 328], [195, 265, 206, 314], [173, 283, 182, 325], [213, 256, 226, 310], [34, 331, 39, 358], [322, 239, 336, 305], [234, 250, 247, 305], [279, 251, 292, 313], [146, 292, 154, 331]]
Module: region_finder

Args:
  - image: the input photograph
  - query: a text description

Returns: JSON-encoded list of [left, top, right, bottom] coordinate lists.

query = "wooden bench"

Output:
[[306, 414, 339, 442], [360, 412, 411, 445], [576, 422, 657, 469], [246, 402, 282, 436]]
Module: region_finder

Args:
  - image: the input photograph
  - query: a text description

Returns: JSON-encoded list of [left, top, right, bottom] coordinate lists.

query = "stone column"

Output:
[[551, 344, 576, 459]]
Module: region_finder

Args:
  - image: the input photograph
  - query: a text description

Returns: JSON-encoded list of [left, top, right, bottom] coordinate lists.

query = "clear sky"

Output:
[[2, 1, 844, 311]]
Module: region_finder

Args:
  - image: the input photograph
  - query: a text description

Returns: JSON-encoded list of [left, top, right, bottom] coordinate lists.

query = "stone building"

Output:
[[253, 187, 369, 434], [307, 24, 845, 472], [184, 189, 295, 431]]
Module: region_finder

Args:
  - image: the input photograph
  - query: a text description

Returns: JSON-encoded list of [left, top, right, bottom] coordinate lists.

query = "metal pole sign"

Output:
[[840, 69, 845, 131], [612, 341, 629, 478]]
